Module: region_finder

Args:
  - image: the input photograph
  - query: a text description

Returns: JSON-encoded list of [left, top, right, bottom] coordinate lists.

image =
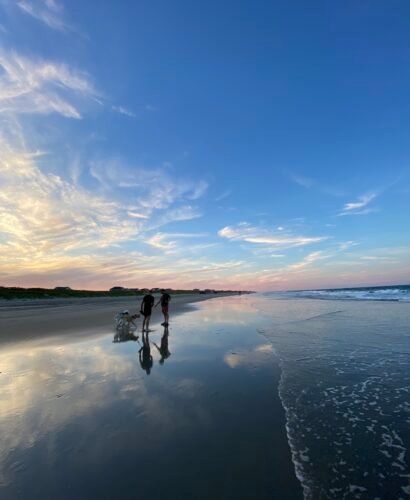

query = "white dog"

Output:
[[115, 310, 140, 330], [113, 310, 141, 343]]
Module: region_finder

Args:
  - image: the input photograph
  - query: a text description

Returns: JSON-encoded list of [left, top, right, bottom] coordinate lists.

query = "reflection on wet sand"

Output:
[[224, 343, 274, 369], [113, 328, 139, 343], [154, 326, 171, 364], [0, 336, 210, 490], [0, 340, 137, 487], [139, 331, 153, 375], [0, 296, 302, 499], [199, 296, 261, 326]]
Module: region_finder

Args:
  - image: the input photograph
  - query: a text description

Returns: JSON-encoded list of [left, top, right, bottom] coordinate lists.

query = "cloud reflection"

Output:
[[0, 339, 209, 486], [224, 344, 274, 369]]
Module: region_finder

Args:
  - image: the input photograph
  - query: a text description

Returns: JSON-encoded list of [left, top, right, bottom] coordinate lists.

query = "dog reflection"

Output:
[[113, 326, 139, 343]]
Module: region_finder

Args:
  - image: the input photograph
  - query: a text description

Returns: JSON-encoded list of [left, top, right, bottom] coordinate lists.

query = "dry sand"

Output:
[[0, 293, 236, 347]]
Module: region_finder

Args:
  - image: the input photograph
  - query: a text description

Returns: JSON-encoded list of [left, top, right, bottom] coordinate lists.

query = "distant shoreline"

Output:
[[0, 286, 253, 301]]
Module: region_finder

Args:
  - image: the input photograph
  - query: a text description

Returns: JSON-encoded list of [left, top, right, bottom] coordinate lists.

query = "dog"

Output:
[[115, 310, 140, 330], [113, 310, 141, 343]]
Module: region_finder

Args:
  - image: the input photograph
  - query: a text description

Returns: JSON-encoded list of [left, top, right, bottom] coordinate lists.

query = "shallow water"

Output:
[[0, 296, 301, 500], [254, 295, 410, 499]]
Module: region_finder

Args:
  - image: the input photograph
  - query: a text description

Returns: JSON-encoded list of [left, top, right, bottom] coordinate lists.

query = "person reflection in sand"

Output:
[[154, 326, 171, 364], [139, 331, 153, 375]]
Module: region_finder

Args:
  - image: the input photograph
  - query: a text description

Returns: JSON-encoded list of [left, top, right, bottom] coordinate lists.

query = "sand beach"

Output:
[[0, 293, 236, 347], [0, 293, 303, 499]]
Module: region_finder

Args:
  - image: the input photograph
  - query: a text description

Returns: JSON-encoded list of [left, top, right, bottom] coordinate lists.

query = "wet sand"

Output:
[[0, 294, 302, 499], [0, 293, 235, 346]]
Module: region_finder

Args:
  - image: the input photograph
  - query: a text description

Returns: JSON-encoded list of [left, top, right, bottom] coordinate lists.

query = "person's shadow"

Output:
[[139, 331, 153, 375], [154, 326, 171, 365]]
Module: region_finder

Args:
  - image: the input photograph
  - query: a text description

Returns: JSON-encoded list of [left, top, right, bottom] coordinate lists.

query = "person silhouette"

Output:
[[139, 331, 153, 375], [140, 290, 155, 332], [155, 289, 171, 327], [153, 325, 171, 364]]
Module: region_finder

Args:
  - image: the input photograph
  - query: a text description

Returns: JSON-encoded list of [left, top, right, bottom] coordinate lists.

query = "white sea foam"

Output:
[[277, 285, 410, 302], [258, 295, 410, 499]]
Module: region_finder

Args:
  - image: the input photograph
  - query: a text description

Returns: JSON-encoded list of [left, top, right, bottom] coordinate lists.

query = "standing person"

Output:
[[155, 289, 171, 327], [140, 290, 155, 332]]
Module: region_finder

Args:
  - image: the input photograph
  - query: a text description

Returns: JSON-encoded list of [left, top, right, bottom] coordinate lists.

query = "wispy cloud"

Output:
[[360, 256, 395, 262], [291, 173, 314, 189], [0, 141, 219, 287], [187, 180, 208, 200], [338, 240, 359, 251], [215, 189, 231, 202], [0, 107, 208, 285], [127, 211, 149, 220], [112, 105, 136, 118], [156, 205, 202, 225], [90, 159, 207, 219], [145, 104, 157, 112], [288, 171, 346, 196], [284, 171, 345, 196], [16, 0, 70, 32], [0, 140, 144, 262], [218, 222, 327, 248], [146, 233, 177, 251], [339, 193, 377, 216], [0, 50, 98, 118], [287, 251, 329, 270], [146, 232, 211, 252]]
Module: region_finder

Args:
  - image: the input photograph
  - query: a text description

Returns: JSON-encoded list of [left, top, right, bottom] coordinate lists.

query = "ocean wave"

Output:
[[258, 296, 410, 499], [277, 285, 410, 302]]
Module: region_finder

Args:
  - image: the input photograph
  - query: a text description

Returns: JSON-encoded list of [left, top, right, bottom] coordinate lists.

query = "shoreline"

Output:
[[0, 292, 238, 347]]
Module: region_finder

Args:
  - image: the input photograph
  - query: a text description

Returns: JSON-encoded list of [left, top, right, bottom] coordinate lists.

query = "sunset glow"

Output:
[[1, 1, 409, 291]]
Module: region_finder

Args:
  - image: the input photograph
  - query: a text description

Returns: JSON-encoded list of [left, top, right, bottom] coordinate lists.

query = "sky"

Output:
[[0, 0, 409, 292]]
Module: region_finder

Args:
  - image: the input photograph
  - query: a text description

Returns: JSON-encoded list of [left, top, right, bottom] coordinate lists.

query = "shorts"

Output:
[[141, 308, 152, 317], [162, 305, 169, 315]]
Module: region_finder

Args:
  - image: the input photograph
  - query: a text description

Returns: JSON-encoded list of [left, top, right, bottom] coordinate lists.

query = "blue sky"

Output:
[[0, 0, 409, 291]]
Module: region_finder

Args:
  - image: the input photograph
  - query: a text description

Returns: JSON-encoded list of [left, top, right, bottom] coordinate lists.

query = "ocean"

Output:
[[256, 286, 410, 498], [277, 284, 410, 302]]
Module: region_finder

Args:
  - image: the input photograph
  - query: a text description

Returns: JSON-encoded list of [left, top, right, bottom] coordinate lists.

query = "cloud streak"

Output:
[[112, 105, 136, 118], [0, 140, 144, 264], [0, 50, 98, 118], [16, 0, 71, 32], [339, 193, 377, 216], [287, 251, 329, 270], [288, 171, 346, 196], [146, 233, 177, 251], [0, 127, 212, 288], [90, 159, 206, 220], [218, 223, 326, 248]]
